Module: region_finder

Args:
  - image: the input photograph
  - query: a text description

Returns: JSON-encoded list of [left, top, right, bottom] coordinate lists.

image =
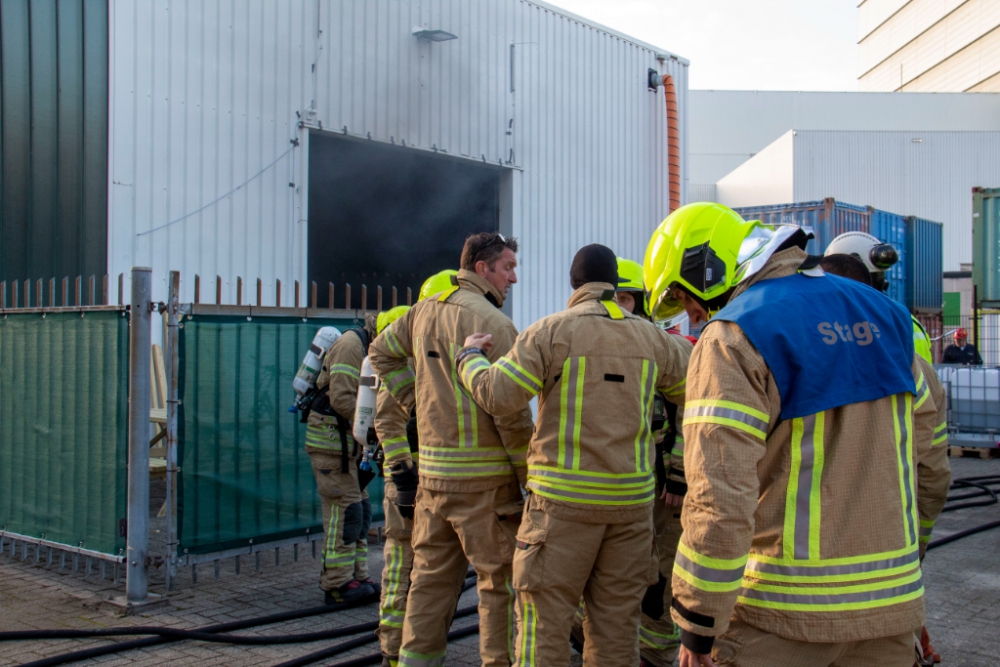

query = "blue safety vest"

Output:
[[712, 272, 915, 420]]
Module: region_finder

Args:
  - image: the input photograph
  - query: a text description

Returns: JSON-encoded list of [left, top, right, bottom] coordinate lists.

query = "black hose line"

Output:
[[926, 520, 1000, 551], [274, 607, 480, 667], [14, 595, 380, 667], [941, 481, 998, 512], [926, 474, 1000, 550]]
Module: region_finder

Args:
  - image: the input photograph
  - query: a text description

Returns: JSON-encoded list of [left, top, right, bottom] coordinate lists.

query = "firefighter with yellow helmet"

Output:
[[373, 273, 458, 667], [643, 203, 950, 667]]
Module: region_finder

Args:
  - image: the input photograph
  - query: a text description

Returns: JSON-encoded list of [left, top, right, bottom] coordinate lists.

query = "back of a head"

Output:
[[460, 232, 519, 271], [819, 254, 872, 287], [570, 244, 618, 289]]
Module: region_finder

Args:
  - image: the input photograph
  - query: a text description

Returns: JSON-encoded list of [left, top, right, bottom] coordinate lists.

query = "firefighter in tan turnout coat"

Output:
[[368, 234, 534, 667], [457, 244, 692, 667], [641, 203, 951, 667]]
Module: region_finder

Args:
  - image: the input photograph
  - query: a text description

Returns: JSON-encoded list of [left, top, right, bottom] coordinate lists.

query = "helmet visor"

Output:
[[649, 285, 685, 324]]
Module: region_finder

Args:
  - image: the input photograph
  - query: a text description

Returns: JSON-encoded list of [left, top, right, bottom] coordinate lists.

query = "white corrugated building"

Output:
[[106, 0, 688, 328], [689, 90, 1000, 202], [714, 129, 1000, 272]]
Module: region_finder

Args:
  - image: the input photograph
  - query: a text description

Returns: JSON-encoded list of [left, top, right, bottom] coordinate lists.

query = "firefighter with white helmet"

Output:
[[824, 231, 933, 364], [643, 203, 949, 667]]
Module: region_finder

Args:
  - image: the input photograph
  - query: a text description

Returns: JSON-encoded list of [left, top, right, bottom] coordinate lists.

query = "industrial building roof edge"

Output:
[[523, 0, 690, 65]]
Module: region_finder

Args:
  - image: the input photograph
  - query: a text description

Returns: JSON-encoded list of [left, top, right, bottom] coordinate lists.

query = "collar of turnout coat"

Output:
[[566, 282, 618, 309], [731, 247, 809, 301], [456, 269, 507, 309]]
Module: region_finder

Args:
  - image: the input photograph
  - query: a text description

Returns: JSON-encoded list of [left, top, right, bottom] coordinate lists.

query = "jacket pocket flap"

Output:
[[516, 523, 548, 548]]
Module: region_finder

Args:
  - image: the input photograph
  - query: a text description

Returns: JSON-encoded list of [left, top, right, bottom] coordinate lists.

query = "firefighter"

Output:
[[373, 272, 456, 667], [819, 249, 952, 666], [305, 313, 380, 605], [368, 234, 534, 667], [824, 232, 934, 364], [643, 203, 951, 667], [456, 244, 692, 667], [570, 256, 689, 667]]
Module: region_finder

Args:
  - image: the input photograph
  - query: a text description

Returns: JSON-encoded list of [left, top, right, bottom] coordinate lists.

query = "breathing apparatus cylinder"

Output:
[[353, 356, 378, 450], [292, 327, 342, 399]]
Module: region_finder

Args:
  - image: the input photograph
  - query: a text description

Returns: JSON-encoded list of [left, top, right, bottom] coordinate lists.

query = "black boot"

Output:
[[324, 579, 375, 605]]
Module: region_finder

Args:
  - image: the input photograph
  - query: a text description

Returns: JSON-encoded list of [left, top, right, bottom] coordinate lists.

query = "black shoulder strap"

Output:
[[349, 327, 370, 356], [798, 255, 823, 271]]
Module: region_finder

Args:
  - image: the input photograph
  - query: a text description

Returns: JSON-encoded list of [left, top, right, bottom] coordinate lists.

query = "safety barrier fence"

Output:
[[940, 312, 1000, 367], [164, 273, 396, 588], [0, 280, 131, 585]]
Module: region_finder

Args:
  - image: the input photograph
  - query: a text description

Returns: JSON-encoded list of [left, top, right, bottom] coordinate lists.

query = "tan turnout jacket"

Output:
[[671, 248, 952, 649], [368, 270, 533, 491], [456, 282, 692, 523], [305, 322, 372, 453]]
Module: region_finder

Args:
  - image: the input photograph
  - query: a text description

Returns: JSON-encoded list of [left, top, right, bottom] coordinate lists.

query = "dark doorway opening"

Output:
[[308, 133, 502, 309]]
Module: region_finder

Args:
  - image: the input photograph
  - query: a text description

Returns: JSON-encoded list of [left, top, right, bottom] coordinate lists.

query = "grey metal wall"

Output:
[[107, 0, 688, 328], [0, 0, 108, 298]]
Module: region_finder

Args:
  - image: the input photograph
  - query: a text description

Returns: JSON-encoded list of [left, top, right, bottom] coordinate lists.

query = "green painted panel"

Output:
[[0, 310, 129, 554], [943, 292, 962, 326], [177, 316, 385, 555], [0, 0, 108, 296]]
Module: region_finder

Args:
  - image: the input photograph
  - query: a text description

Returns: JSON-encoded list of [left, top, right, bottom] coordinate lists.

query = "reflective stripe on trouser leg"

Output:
[[321, 500, 364, 590], [517, 600, 538, 667], [640, 501, 682, 667], [379, 484, 415, 659]]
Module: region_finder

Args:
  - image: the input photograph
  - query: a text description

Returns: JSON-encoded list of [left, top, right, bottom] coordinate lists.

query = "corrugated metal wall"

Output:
[[107, 0, 687, 328], [973, 187, 1000, 306], [0, 0, 108, 296]]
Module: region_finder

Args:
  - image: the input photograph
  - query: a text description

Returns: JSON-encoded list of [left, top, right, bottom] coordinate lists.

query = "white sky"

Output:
[[547, 0, 860, 91]]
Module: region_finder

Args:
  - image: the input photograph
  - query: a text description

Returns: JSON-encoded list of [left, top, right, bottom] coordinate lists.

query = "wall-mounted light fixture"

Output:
[[413, 28, 458, 42], [648, 68, 661, 91]]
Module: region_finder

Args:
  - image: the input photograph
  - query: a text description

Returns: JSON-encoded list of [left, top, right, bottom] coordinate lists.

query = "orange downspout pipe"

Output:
[[661, 74, 681, 213]]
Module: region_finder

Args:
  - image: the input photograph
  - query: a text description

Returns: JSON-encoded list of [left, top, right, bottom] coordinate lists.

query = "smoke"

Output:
[[307, 134, 501, 309]]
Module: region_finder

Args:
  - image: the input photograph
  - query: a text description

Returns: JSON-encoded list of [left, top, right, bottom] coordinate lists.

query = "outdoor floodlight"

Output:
[[413, 28, 458, 42]]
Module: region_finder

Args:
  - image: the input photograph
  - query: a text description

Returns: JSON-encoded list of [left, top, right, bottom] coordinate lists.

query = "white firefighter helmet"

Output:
[[825, 231, 899, 274]]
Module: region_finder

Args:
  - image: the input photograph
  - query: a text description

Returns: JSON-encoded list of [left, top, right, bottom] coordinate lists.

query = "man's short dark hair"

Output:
[[820, 254, 872, 287], [460, 232, 519, 271]]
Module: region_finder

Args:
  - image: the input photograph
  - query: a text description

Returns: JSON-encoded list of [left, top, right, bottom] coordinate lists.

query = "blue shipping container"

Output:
[[733, 199, 871, 256], [905, 217, 943, 312], [868, 208, 908, 307]]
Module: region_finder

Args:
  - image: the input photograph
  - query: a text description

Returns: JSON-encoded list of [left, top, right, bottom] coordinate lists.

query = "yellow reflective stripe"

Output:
[[893, 394, 918, 545], [450, 343, 478, 449], [385, 328, 407, 358], [526, 478, 655, 505], [919, 518, 935, 543], [673, 540, 747, 593], [635, 360, 653, 473], [746, 555, 920, 584], [677, 539, 749, 571], [529, 465, 651, 485], [685, 399, 769, 423], [933, 422, 948, 446], [437, 285, 460, 302], [663, 377, 686, 397], [601, 299, 625, 319], [738, 570, 924, 612], [914, 374, 931, 410], [809, 414, 825, 561], [383, 367, 416, 396], [305, 424, 347, 451], [558, 357, 585, 470], [461, 355, 491, 388], [916, 372, 926, 392], [783, 415, 828, 562], [329, 363, 360, 377], [382, 436, 410, 462], [399, 647, 446, 667], [506, 576, 515, 660], [496, 357, 543, 395]]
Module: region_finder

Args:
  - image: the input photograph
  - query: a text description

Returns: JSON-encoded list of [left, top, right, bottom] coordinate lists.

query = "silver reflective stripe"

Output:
[[746, 550, 919, 578], [919, 525, 933, 538], [794, 414, 817, 561], [526, 480, 653, 503], [740, 576, 923, 606], [422, 447, 510, 460], [497, 358, 543, 393], [529, 467, 651, 486], [897, 396, 917, 545], [674, 551, 746, 584], [683, 405, 768, 434], [382, 437, 410, 459], [635, 360, 656, 473], [639, 624, 680, 649], [384, 368, 415, 394], [561, 357, 584, 469], [421, 463, 515, 476], [519, 601, 537, 667], [399, 650, 446, 667]]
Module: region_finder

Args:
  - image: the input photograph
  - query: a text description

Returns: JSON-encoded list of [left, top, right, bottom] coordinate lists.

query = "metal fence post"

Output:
[[126, 267, 152, 602], [165, 271, 180, 590]]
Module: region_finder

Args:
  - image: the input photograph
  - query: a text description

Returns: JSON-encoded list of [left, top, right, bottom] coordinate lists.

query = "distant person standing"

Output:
[[942, 328, 983, 365]]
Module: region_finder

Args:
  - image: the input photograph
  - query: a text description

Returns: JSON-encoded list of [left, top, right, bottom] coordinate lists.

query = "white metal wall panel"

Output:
[[858, 0, 965, 77], [902, 25, 1000, 92], [691, 90, 1000, 194], [859, 0, 1000, 91], [858, 0, 912, 42], [108, 0, 687, 327], [715, 131, 794, 209], [790, 131, 1000, 272]]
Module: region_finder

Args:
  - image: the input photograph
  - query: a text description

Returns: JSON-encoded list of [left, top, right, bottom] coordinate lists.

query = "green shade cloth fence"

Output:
[[0, 310, 129, 555], [177, 315, 385, 555]]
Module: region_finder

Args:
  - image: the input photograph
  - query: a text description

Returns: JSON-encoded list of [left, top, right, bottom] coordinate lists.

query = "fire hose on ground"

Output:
[[4, 474, 999, 665]]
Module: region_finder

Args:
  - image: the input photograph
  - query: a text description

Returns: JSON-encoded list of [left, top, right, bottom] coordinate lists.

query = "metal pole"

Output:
[[973, 284, 980, 349], [126, 267, 152, 602], [165, 271, 181, 589]]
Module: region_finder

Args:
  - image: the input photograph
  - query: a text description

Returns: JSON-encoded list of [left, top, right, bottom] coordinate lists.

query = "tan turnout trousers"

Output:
[[570, 500, 682, 666], [712, 619, 916, 667], [377, 477, 415, 660], [307, 444, 370, 590], [514, 495, 656, 667], [399, 483, 522, 667]]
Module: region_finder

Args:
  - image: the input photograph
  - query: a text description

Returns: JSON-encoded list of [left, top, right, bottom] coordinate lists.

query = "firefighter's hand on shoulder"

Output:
[[679, 646, 716, 667], [463, 333, 494, 354], [391, 460, 419, 519]]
